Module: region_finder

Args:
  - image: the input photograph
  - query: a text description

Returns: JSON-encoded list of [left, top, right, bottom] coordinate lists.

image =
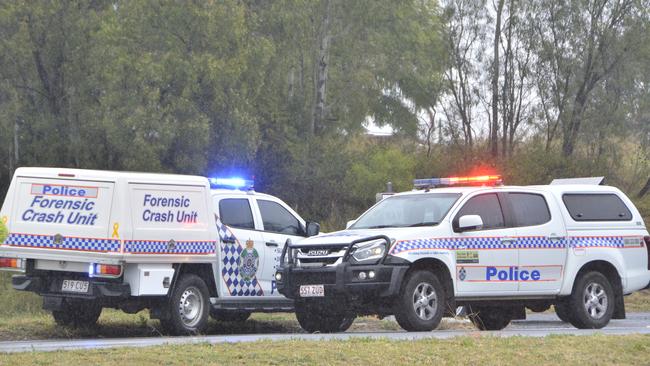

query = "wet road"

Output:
[[1, 313, 649, 353]]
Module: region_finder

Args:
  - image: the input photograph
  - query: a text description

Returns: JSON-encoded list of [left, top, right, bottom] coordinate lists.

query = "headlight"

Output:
[[351, 239, 387, 264]]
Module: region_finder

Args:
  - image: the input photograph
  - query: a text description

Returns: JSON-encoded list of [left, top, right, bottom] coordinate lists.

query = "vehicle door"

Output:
[[451, 192, 519, 295], [213, 195, 266, 298], [251, 198, 307, 297], [504, 191, 567, 294]]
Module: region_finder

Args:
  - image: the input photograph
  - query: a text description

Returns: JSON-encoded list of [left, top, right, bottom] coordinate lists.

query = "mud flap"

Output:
[[511, 305, 526, 320]]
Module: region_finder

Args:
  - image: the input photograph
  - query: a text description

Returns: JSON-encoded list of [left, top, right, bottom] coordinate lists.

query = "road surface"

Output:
[[1, 313, 649, 353]]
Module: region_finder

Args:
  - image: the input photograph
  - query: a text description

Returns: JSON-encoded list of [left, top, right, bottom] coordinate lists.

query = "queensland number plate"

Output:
[[299, 285, 324, 297], [61, 280, 89, 293]]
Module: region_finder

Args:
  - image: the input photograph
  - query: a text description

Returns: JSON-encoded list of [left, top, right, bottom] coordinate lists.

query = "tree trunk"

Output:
[[490, 0, 505, 159], [638, 177, 650, 198], [310, 0, 332, 136]]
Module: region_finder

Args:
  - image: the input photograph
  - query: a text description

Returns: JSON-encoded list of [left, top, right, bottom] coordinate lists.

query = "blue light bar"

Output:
[[210, 177, 254, 190]]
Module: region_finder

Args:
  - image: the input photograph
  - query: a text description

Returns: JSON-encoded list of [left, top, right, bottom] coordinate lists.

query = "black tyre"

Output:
[[554, 301, 572, 323], [210, 310, 251, 322], [52, 299, 102, 327], [295, 299, 355, 333], [467, 306, 512, 331], [160, 274, 210, 335], [393, 270, 445, 332], [567, 271, 614, 329]]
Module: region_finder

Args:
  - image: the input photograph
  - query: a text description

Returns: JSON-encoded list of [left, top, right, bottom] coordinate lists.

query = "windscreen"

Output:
[[350, 193, 461, 229]]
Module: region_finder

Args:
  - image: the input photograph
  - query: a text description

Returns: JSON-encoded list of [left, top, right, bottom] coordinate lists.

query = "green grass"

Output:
[[1, 335, 649, 365]]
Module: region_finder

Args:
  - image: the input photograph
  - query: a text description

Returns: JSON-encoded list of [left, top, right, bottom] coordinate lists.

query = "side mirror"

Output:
[[346, 220, 356, 229], [457, 215, 483, 232], [305, 221, 320, 237]]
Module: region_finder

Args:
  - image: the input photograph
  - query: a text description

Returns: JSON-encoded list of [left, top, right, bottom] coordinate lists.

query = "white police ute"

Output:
[[277, 176, 650, 332], [0, 168, 320, 334]]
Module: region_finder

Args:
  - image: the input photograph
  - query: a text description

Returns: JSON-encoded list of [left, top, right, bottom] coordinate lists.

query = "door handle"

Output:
[[548, 235, 564, 241], [266, 241, 279, 247], [222, 237, 236, 244]]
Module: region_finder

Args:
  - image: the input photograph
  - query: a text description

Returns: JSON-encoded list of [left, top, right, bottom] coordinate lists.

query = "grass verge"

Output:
[[1, 335, 649, 365]]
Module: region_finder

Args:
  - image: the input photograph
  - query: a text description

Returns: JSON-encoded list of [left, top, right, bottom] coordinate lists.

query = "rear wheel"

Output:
[[210, 310, 251, 323], [468, 306, 512, 331], [295, 299, 355, 333], [159, 274, 210, 335], [52, 300, 102, 327], [393, 270, 445, 332], [554, 301, 572, 323], [567, 271, 614, 329]]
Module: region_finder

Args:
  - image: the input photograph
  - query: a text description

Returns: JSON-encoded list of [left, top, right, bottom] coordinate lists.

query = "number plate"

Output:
[[61, 280, 89, 293], [299, 285, 324, 297]]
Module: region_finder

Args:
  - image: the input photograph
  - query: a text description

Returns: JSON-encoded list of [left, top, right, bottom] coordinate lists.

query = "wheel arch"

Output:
[[174, 263, 217, 298], [407, 258, 455, 315], [572, 260, 625, 319]]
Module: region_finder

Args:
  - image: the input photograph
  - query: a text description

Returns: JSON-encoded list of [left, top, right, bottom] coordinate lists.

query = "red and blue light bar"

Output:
[[413, 175, 503, 189]]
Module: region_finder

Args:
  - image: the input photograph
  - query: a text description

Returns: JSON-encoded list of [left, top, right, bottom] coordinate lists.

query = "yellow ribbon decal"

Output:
[[112, 223, 120, 239], [1, 216, 7, 225]]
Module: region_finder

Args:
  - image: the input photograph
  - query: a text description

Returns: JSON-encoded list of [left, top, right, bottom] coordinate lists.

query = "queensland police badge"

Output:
[[238, 239, 259, 282]]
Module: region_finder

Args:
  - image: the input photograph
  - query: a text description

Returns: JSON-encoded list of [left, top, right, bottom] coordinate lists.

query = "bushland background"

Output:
[[1, 0, 649, 228]]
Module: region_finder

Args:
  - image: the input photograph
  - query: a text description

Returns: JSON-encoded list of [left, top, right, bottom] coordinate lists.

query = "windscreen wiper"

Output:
[[407, 222, 439, 227]]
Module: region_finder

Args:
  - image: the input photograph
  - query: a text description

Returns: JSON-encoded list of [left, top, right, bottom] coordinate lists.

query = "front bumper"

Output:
[[12, 274, 130, 300], [276, 262, 408, 299]]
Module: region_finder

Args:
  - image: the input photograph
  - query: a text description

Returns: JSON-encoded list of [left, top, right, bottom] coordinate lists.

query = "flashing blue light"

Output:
[[210, 177, 254, 190]]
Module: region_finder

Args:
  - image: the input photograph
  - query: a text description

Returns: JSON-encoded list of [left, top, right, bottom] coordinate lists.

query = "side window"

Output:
[[562, 194, 632, 221], [455, 193, 505, 230], [258, 200, 302, 236], [219, 199, 255, 230], [508, 193, 551, 227]]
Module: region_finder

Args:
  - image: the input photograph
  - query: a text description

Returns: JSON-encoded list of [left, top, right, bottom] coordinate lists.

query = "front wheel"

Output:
[[160, 274, 210, 335], [393, 270, 445, 332], [468, 306, 511, 330], [295, 299, 355, 333], [567, 271, 614, 329]]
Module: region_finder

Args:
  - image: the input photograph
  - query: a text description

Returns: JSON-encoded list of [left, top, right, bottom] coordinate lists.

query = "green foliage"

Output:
[[0, 220, 7, 242]]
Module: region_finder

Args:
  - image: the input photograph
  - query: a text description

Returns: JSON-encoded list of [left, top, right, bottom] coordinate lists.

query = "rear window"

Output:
[[562, 194, 632, 221], [219, 199, 255, 229], [508, 193, 551, 227]]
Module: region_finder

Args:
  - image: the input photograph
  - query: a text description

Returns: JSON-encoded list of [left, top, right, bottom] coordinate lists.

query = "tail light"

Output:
[[645, 237, 650, 270], [0, 257, 25, 271], [89, 263, 122, 277]]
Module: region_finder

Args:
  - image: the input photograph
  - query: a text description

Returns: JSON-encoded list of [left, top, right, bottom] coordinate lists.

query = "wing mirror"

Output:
[[457, 215, 483, 232], [305, 221, 320, 237]]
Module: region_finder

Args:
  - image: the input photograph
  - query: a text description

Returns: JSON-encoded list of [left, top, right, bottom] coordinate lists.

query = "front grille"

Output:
[[295, 246, 347, 267]]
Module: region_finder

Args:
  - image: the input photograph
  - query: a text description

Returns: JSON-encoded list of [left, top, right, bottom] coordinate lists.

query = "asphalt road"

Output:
[[1, 313, 649, 353]]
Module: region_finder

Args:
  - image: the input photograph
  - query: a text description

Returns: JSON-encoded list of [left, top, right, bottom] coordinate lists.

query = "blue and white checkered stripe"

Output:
[[571, 236, 624, 248], [124, 240, 215, 254], [391, 236, 568, 255], [3, 233, 120, 252], [216, 218, 263, 297]]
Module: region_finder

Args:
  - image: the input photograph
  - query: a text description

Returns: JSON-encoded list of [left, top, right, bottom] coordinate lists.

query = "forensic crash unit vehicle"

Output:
[[277, 176, 650, 332], [0, 168, 320, 334]]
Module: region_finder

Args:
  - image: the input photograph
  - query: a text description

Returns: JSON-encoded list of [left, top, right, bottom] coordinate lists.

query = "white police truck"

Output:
[[277, 176, 650, 332], [0, 167, 320, 334]]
